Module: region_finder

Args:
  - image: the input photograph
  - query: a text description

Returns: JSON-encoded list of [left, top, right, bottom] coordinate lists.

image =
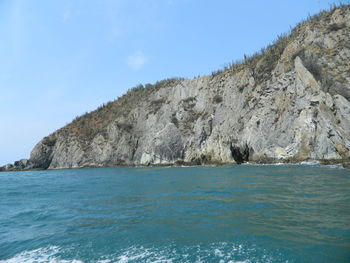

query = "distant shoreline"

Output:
[[1, 159, 349, 173]]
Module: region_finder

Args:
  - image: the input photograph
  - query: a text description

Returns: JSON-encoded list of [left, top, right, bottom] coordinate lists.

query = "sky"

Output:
[[0, 0, 346, 165]]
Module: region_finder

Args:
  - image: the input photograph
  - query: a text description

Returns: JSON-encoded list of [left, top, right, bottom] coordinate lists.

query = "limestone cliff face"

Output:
[[2, 6, 350, 171]]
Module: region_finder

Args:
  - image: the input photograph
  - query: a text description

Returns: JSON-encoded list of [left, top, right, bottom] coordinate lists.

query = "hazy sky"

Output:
[[0, 0, 343, 164]]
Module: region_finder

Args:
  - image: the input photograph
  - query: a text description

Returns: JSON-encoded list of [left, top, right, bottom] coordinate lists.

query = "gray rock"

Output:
[[0, 159, 34, 171]]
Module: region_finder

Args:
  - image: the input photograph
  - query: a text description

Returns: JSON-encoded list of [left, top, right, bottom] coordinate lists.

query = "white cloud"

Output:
[[127, 51, 147, 71], [62, 8, 71, 23]]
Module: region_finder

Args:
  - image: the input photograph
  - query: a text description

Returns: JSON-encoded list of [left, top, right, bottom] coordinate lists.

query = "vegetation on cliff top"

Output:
[[60, 78, 184, 140]]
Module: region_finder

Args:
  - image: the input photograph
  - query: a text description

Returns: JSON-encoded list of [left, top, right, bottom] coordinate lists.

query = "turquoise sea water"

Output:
[[0, 165, 349, 263]]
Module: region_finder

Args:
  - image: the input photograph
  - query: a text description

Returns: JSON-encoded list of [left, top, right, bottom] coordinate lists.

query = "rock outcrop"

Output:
[[2, 5, 350, 171]]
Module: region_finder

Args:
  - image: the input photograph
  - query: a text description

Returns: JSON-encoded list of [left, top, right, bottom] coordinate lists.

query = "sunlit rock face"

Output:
[[2, 6, 350, 171]]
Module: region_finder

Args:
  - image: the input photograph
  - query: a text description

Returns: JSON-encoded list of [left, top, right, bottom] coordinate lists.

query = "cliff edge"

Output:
[[2, 6, 350, 171]]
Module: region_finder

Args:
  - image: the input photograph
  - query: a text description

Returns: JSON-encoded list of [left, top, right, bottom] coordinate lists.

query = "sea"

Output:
[[0, 164, 349, 263]]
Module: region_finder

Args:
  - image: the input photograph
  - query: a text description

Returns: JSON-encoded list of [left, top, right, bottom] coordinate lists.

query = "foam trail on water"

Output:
[[0, 246, 84, 263], [0, 243, 280, 263]]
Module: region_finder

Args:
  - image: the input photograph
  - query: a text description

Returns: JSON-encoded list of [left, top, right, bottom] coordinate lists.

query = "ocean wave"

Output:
[[0, 243, 281, 263], [299, 161, 321, 166], [323, 164, 344, 169], [243, 161, 344, 169], [299, 162, 344, 169], [96, 243, 254, 263], [242, 162, 290, 167], [0, 246, 83, 263]]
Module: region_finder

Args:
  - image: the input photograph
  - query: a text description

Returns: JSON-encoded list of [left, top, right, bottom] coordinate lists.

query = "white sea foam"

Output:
[[324, 164, 344, 169], [101, 243, 273, 263], [0, 243, 275, 263], [112, 246, 174, 263], [0, 246, 84, 263], [242, 160, 345, 169], [242, 162, 289, 166], [299, 161, 321, 165]]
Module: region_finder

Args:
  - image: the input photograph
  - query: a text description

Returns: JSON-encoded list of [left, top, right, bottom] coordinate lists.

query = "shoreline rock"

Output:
[[1, 158, 349, 172]]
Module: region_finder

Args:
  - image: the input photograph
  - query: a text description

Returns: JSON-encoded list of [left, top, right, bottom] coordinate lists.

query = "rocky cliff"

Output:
[[2, 6, 350, 171]]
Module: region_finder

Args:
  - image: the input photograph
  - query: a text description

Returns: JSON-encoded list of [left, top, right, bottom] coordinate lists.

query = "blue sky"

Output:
[[0, 0, 344, 164]]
